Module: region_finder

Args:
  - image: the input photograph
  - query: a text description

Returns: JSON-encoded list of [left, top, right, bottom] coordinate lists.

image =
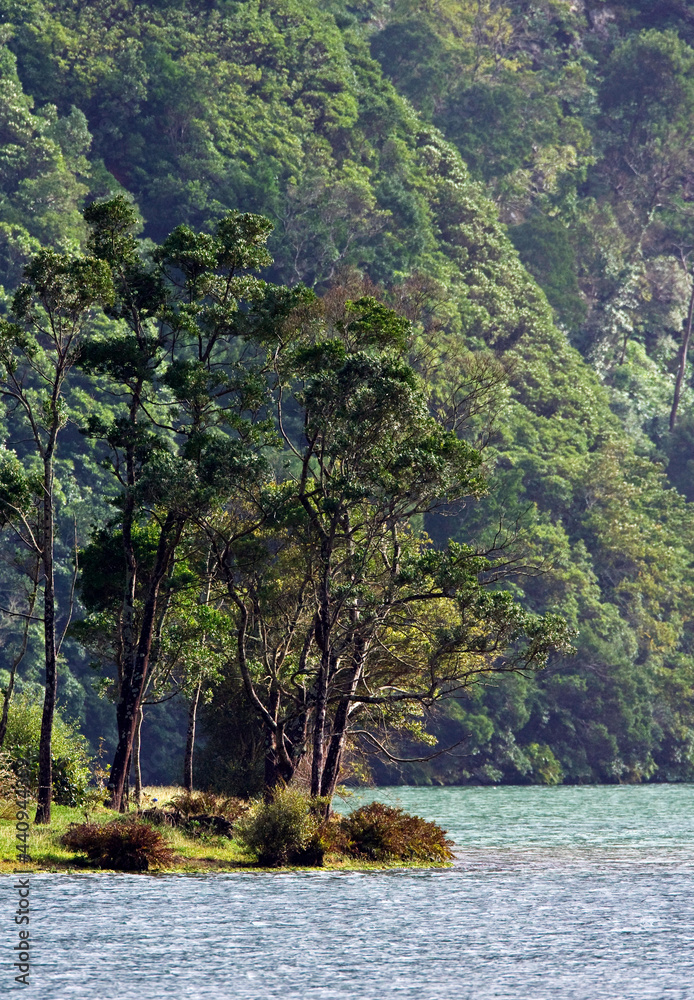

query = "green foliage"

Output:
[[522, 743, 563, 786], [509, 215, 585, 331], [0, 445, 39, 526], [0, 0, 693, 795], [235, 786, 329, 866], [0, 30, 111, 285], [1, 694, 92, 805], [0, 751, 17, 800], [598, 29, 694, 138], [368, 1, 592, 214]]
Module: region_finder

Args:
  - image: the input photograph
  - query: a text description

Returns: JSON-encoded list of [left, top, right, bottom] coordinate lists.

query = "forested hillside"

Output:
[[1, 0, 694, 794]]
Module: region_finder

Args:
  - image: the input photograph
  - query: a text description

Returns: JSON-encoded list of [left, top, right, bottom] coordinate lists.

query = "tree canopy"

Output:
[[1, 1, 694, 794]]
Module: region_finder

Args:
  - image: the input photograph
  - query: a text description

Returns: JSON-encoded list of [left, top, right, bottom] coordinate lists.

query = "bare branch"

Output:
[[349, 730, 470, 763]]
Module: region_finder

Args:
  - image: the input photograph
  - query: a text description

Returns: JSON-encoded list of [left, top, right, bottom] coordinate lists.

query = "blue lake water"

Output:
[[3, 784, 694, 999]]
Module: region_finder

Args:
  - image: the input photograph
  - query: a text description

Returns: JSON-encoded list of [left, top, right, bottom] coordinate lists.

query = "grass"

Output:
[[0, 786, 451, 874]]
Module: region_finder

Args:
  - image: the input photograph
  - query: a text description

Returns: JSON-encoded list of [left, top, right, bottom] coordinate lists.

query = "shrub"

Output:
[[139, 792, 250, 839], [235, 786, 330, 866], [236, 791, 455, 865], [139, 807, 180, 827], [2, 694, 91, 805], [166, 791, 248, 823], [61, 819, 176, 871], [180, 813, 235, 838], [342, 803, 454, 862], [142, 806, 235, 838]]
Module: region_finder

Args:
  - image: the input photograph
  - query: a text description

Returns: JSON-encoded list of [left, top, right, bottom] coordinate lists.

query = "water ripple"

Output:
[[4, 785, 694, 999]]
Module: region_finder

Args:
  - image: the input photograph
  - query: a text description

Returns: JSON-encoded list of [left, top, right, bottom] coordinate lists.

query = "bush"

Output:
[[342, 803, 454, 862], [0, 751, 15, 796], [166, 791, 248, 823], [139, 792, 250, 839], [236, 790, 455, 866], [141, 806, 235, 838], [235, 786, 331, 866], [2, 694, 91, 805], [180, 813, 235, 838], [61, 820, 176, 871]]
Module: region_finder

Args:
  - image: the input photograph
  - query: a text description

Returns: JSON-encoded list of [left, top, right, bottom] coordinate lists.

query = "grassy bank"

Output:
[[0, 787, 452, 874]]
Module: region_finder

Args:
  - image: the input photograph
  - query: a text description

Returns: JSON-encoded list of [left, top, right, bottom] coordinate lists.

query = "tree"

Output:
[[581, 30, 694, 368], [76, 196, 304, 811], [0, 32, 98, 287], [0, 250, 112, 822], [669, 247, 694, 429], [74, 533, 229, 801], [0, 447, 40, 750], [205, 293, 574, 801]]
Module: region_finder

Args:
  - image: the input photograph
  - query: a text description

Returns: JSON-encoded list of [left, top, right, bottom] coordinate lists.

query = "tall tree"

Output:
[[0, 250, 112, 822], [206, 294, 574, 800], [0, 447, 41, 750], [77, 196, 302, 811]]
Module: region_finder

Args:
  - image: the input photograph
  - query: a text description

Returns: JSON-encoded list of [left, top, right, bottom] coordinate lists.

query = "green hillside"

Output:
[[1, 0, 694, 792]]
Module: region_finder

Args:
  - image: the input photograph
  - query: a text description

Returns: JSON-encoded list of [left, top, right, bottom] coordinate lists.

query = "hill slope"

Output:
[[0, 0, 693, 785]]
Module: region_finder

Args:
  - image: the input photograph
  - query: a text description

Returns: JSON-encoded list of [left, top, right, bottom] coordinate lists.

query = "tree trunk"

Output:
[[183, 564, 211, 793], [183, 678, 202, 792], [321, 581, 363, 802], [310, 563, 332, 797], [35, 478, 57, 825], [119, 501, 138, 696], [0, 674, 16, 753], [310, 656, 329, 796], [108, 514, 180, 811], [264, 733, 281, 797], [132, 706, 143, 806], [670, 277, 694, 431], [320, 658, 364, 800], [108, 393, 140, 804], [122, 764, 130, 813]]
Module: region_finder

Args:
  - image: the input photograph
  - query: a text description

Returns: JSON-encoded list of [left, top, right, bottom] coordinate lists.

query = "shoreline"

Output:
[[0, 795, 452, 875], [0, 858, 451, 875]]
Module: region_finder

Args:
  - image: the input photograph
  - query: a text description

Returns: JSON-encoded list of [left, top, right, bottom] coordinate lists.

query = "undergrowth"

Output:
[[0, 784, 453, 871], [342, 803, 454, 862], [61, 819, 176, 871], [236, 788, 454, 867]]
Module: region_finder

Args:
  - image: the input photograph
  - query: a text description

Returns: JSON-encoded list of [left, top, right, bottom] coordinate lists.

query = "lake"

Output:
[[4, 785, 694, 999]]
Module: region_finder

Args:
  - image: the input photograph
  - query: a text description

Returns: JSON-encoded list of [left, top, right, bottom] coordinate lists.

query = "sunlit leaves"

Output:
[[0, 445, 39, 527]]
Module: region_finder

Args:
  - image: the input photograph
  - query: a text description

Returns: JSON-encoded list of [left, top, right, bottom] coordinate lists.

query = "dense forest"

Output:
[[2, 0, 694, 807]]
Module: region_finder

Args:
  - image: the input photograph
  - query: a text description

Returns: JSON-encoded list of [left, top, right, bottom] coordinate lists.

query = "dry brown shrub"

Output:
[[342, 803, 454, 862], [61, 819, 176, 871]]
